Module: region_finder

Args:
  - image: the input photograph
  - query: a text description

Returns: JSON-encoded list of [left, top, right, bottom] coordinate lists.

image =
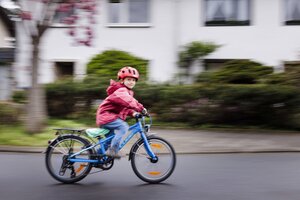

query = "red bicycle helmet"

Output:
[[117, 66, 140, 80]]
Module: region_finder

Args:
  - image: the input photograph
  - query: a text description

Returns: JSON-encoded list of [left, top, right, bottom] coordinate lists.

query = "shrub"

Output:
[[261, 73, 288, 85], [196, 60, 273, 84], [261, 66, 300, 87], [46, 77, 107, 117], [178, 41, 219, 69], [45, 70, 300, 129], [46, 79, 79, 116], [285, 66, 300, 87], [0, 102, 22, 125], [87, 50, 148, 81], [149, 84, 300, 128], [178, 41, 219, 82], [12, 90, 27, 104], [212, 84, 300, 127]]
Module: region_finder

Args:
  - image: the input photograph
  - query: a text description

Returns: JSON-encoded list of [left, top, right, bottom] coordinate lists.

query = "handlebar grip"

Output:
[[135, 113, 143, 119]]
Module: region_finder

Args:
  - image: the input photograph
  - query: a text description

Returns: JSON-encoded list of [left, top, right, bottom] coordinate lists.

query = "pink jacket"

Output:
[[96, 80, 144, 126]]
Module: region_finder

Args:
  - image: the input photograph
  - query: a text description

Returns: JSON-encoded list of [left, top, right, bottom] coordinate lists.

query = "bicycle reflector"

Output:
[[76, 164, 87, 173], [148, 171, 161, 176], [151, 143, 162, 149]]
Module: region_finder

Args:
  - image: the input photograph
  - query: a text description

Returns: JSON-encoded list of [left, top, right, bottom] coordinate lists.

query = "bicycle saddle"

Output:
[[85, 128, 110, 138]]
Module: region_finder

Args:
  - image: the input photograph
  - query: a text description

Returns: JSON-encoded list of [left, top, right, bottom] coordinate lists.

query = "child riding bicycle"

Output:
[[96, 66, 147, 158], [46, 67, 176, 183]]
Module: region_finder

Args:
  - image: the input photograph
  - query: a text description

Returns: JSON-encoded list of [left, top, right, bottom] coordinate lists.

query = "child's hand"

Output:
[[141, 108, 149, 116], [133, 112, 140, 117]]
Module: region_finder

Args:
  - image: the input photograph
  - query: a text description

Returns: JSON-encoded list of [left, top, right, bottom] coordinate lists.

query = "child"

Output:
[[96, 66, 146, 158]]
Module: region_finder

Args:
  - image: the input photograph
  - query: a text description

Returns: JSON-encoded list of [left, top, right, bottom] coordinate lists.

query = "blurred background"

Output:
[[1, 0, 300, 145]]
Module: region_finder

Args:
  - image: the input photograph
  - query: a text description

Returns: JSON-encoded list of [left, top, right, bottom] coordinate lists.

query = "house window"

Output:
[[55, 62, 74, 79], [52, 3, 75, 25], [53, 11, 73, 24], [108, 0, 150, 25], [204, 0, 250, 26], [285, 0, 300, 25]]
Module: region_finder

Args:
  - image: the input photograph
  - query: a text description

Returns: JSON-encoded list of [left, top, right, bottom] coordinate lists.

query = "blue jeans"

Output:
[[100, 118, 129, 152]]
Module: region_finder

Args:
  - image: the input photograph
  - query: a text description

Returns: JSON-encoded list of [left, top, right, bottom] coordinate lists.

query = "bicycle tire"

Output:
[[131, 136, 176, 184], [45, 135, 93, 184]]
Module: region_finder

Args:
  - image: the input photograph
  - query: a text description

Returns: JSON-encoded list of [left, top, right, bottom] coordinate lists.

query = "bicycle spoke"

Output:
[[63, 139, 72, 152], [45, 135, 93, 184], [133, 152, 148, 158], [49, 145, 67, 155], [57, 142, 69, 154], [131, 137, 176, 183]]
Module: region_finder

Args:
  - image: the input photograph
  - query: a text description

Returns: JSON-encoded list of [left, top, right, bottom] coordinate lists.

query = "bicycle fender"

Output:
[[46, 134, 72, 148], [45, 137, 60, 154]]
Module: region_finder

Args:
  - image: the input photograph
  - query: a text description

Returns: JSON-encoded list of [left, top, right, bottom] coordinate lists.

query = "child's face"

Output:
[[122, 77, 137, 89]]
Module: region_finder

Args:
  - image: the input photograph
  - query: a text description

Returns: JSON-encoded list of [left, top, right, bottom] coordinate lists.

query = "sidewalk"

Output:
[[153, 128, 300, 153], [1, 128, 300, 154]]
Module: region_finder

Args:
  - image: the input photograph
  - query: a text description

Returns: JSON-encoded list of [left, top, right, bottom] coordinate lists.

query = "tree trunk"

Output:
[[25, 36, 47, 134]]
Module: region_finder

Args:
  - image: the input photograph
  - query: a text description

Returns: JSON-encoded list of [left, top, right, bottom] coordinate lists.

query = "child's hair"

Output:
[[117, 66, 139, 80]]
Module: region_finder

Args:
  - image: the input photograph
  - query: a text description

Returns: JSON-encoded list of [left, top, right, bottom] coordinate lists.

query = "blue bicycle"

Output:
[[45, 114, 176, 184]]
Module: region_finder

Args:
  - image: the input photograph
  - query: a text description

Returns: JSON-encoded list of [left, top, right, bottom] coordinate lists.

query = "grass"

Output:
[[0, 119, 89, 147], [1, 118, 299, 147], [0, 117, 191, 147]]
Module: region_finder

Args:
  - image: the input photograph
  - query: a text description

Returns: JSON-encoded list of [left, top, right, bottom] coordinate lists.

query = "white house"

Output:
[[0, 5, 15, 100], [14, 0, 300, 89]]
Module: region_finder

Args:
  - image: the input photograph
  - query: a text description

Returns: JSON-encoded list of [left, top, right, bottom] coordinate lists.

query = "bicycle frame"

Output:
[[67, 116, 156, 164]]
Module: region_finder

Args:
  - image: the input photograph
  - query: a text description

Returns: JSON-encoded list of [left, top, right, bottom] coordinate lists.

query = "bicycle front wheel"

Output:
[[131, 136, 176, 184], [45, 135, 93, 184]]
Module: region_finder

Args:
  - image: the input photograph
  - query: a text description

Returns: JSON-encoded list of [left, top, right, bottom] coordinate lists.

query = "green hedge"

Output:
[[44, 56, 300, 129], [45, 79, 300, 129], [158, 84, 300, 128], [0, 102, 22, 125], [46, 77, 107, 117]]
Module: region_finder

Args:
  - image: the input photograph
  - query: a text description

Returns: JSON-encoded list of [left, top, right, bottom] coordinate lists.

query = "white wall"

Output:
[[0, 16, 12, 100], [15, 0, 300, 87], [42, 0, 179, 83], [180, 0, 300, 72]]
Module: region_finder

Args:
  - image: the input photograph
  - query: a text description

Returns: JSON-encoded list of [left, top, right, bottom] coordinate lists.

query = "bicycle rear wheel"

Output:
[[131, 136, 176, 183], [45, 135, 93, 183]]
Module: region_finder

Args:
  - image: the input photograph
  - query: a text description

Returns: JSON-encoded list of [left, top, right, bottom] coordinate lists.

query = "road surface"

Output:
[[1, 153, 300, 200]]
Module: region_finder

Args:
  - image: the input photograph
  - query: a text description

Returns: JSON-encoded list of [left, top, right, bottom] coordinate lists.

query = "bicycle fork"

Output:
[[142, 132, 157, 158], [128, 132, 158, 162]]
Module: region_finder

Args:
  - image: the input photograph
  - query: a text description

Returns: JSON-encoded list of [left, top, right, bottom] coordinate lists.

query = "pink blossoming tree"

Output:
[[15, 0, 98, 133]]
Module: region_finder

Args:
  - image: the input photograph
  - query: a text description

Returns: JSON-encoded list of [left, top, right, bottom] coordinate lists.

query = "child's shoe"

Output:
[[116, 150, 126, 158], [106, 148, 125, 159]]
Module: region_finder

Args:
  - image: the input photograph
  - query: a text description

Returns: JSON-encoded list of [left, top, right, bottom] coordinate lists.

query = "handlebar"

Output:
[[135, 113, 149, 119], [135, 113, 152, 130]]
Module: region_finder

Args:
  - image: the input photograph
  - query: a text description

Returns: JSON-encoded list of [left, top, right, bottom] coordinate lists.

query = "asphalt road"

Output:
[[1, 153, 300, 200]]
